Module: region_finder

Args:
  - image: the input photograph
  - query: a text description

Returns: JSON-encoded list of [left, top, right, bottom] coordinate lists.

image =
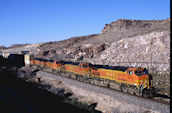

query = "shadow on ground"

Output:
[[0, 56, 101, 113], [0, 70, 101, 113], [154, 93, 170, 99]]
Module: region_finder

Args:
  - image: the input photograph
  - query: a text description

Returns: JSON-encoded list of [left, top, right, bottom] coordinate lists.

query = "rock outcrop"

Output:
[[0, 45, 7, 50], [102, 19, 170, 34], [2, 43, 41, 55], [35, 18, 170, 74], [3, 18, 170, 75], [89, 31, 170, 74], [8, 44, 29, 49]]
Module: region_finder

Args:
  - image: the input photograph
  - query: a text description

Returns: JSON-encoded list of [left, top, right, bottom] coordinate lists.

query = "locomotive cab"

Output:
[[78, 63, 91, 75], [126, 67, 152, 89], [135, 68, 153, 88], [78, 63, 90, 68], [125, 67, 153, 97], [136, 68, 152, 89]]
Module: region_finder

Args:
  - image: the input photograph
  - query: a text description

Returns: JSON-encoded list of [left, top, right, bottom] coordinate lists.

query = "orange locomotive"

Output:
[[64, 62, 90, 75], [89, 64, 153, 96], [29, 56, 154, 97]]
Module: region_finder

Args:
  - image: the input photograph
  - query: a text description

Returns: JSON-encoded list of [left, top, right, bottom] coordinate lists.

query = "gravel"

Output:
[[34, 71, 170, 113]]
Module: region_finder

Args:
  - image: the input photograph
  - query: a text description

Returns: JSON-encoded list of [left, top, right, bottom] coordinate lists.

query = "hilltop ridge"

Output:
[[2, 18, 170, 74]]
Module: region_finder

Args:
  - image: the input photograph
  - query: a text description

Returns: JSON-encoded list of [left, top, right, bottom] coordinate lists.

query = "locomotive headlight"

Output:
[[134, 83, 137, 86]]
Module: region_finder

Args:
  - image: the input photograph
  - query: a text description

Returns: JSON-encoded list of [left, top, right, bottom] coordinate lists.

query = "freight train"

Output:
[[1, 53, 154, 97]]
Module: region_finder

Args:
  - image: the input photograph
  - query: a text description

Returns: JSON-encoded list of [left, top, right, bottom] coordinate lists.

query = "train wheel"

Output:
[[82, 77, 85, 82], [90, 79, 94, 84], [68, 74, 71, 78], [93, 80, 98, 85], [80, 77, 84, 82], [76, 75, 79, 81], [85, 78, 89, 83], [128, 86, 134, 95], [99, 80, 104, 87], [121, 84, 128, 93], [52, 69, 56, 74], [133, 87, 140, 96], [134, 90, 140, 96]]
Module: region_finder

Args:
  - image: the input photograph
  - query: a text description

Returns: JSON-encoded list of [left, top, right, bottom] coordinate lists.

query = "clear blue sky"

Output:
[[0, 0, 170, 47]]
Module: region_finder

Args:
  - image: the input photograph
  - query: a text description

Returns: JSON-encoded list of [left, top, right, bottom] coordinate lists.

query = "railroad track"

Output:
[[65, 72, 170, 106], [32, 65, 170, 105]]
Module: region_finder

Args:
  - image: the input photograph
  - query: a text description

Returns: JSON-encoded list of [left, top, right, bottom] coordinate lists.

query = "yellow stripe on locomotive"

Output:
[[27, 55, 152, 91]]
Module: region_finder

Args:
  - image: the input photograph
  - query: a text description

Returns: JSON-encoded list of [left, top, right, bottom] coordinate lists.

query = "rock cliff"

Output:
[[90, 31, 170, 74]]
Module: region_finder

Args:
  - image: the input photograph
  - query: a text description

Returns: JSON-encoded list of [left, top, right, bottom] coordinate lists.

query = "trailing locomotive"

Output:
[[26, 55, 154, 97]]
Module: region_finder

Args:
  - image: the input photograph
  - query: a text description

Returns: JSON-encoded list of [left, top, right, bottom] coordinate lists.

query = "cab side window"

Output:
[[128, 71, 133, 75], [83, 65, 88, 68], [79, 65, 82, 68]]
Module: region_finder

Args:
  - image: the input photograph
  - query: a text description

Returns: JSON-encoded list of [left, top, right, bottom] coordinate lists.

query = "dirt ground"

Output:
[[27, 70, 169, 113]]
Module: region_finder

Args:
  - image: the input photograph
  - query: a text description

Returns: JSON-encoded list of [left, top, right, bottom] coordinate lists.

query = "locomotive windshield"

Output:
[[143, 68, 148, 74], [135, 71, 145, 76], [83, 65, 88, 68]]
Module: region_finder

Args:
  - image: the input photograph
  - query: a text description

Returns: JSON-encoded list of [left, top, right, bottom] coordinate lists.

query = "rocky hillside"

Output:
[[0, 46, 6, 49], [90, 31, 170, 74], [35, 18, 170, 74], [2, 43, 42, 55], [38, 18, 170, 50], [81, 18, 170, 44], [7, 44, 29, 49], [2, 18, 170, 74], [37, 34, 98, 58]]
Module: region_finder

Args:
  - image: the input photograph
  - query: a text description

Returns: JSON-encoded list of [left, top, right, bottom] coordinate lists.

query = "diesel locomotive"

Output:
[[1, 53, 154, 97], [27, 55, 154, 97]]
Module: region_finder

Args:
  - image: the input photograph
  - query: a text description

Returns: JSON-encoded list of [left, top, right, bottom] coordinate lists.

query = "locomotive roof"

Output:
[[33, 57, 130, 71], [56, 61, 65, 64], [34, 58, 49, 62], [64, 61, 80, 65], [90, 64, 129, 72]]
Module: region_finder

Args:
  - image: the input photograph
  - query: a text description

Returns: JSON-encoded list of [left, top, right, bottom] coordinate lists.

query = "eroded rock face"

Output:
[[51, 43, 107, 61], [90, 31, 170, 74], [102, 19, 170, 34], [35, 19, 170, 74], [0, 46, 7, 50], [2, 43, 42, 55]]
